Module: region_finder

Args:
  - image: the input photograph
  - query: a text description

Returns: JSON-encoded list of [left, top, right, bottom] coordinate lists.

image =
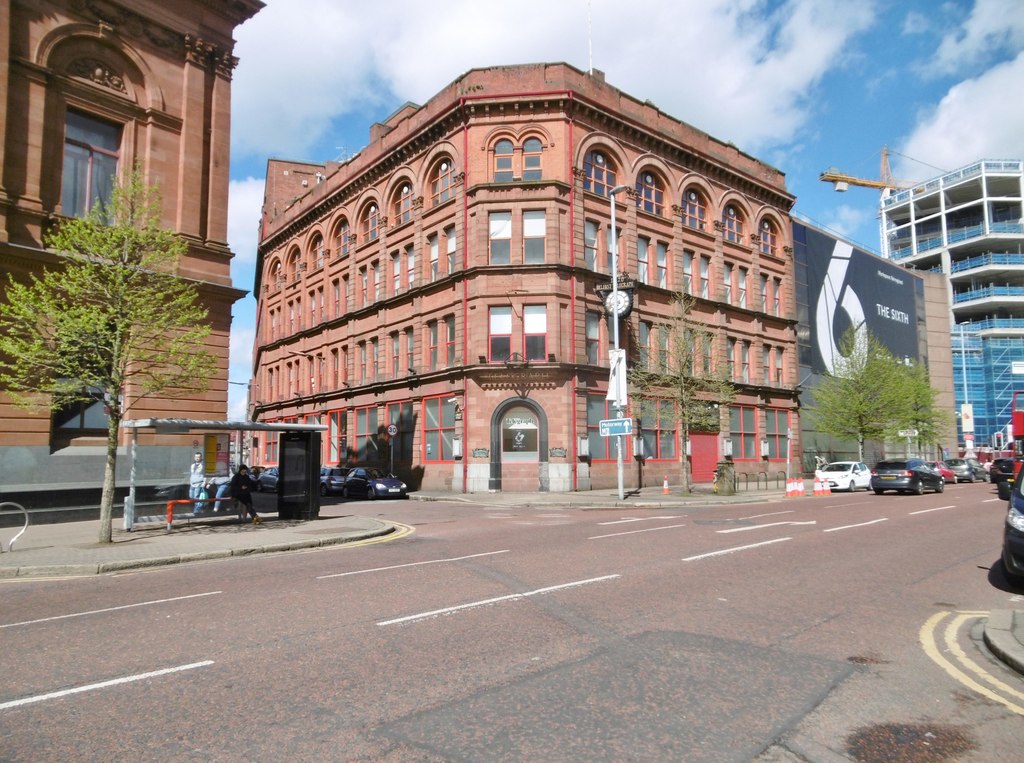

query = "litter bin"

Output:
[[715, 461, 736, 495]]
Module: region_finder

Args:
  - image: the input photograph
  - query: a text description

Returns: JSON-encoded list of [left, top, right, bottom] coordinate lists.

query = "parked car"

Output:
[[1003, 473, 1024, 585], [341, 467, 408, 500], [944, 457, 987, 483], [991, 458, 1020, 500], [870, 458, 945, 495], [256, 466, 279, 492], [925, 460, 956, 483], [320, 466, 350, 496], [815, 461, 871, 492]]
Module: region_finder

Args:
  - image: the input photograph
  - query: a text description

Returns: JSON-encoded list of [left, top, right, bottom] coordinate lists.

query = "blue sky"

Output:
[[223, 0, 1024, 419]]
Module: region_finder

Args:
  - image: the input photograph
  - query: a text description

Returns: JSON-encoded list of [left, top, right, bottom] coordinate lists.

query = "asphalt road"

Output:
[[2, 482, 1022, 761]]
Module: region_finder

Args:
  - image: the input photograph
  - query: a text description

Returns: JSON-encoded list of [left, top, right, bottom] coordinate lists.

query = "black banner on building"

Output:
[[801, 224, 919, 374]]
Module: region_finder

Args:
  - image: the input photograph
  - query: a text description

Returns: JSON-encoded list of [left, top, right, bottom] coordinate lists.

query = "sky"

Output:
[[223, 0, 1024, 419]]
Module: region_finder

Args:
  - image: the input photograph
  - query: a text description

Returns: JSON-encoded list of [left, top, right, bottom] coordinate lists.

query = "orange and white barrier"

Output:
[[663, 476, 670, 494], [813, 477, 823, 496]]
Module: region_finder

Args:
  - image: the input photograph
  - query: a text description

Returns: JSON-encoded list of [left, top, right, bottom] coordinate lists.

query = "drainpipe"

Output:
[[567, 93, 579, 491], [462, 98, 470, 493]]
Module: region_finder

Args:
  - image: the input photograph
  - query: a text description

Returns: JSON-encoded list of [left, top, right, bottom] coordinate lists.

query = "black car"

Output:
[[870, 458, 945, 495], [256, 466, 279, 492], [992, 458, 1020, 500], [341, 467, 408, 500], [1003, 471, 1024, 585], [320, 466, 349, 496]]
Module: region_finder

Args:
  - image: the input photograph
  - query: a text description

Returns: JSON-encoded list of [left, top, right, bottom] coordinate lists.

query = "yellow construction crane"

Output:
[[819, 146, 909, 192]]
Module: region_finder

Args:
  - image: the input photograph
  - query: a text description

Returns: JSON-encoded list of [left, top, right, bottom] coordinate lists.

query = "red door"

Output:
[[690, 433, 718, 482]]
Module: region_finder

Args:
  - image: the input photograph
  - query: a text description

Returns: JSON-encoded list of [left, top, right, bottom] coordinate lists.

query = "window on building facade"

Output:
[[722, 204, 744, 243], [727, 337, 737, 380], [760, 219, 778, 257], [638, 321, 651, 370], [658, 327, 669, 372], [391, 252, 401, 295], [406, 245, 416, 290], [370, 338, 379, 382], [392, 182, 413, 226], [583, 149, 616, 197], [286, 248, 301, 283], [390, 332, 400, 378], [765, 408, 789, 459], [656, 242, 668, 288], [775, 345, 784, 384], [489, 306, 512, 362], [62, 110, 121, 219], [635, 171, 664, 216], [359, 266, 368, 306], [638, 236, 650, 284], [730, 405, 757, 460], [327, 409, 345, 464], [760, 273, 769, 312], [51, 386, 107, 449], [607, 225, 620, 272], [722, 262, 734, 304], [682, 250, 693, 294], [489, 212, 512, 264], [429, 234, 439, 281], [384, 401, 413, 464], [361, 203, 378, 243], [502, 405, 540, 463], [355, 405, 379, 463], [763, 345, 773, 385], [738, 267, 748, 309], [586, 311, 601, 365], [587, 395, 622, 460], [310, 234, 325, 270], [773, 277, 783, 316], [524, 305, 547, 361], [585, 219, 599, 270], [682, 189, 706, 230], [699, 255, 711, 299], [423, 396, 456, 461], [431, 158, 455, 206], [405, 328, 415, 373], [523, 210, 545, 263], [331, 349, 340, 389], [446, 226, 457, 272], [358, 342, 366, 383], [641, 400, 677, 460], [428, 320, 439, 371], [333, 218, 350, 259], [523, 137, 543, 181], [493, 139, 514, 183], [445, 315, 456, 366], [740, 340, 750, 383]]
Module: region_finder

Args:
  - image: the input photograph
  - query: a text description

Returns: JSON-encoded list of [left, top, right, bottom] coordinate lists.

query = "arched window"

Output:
[[269, 259, 283, 287], [360, 203, 378, 244], [722, 204, 744, 243], [493, 139, 514, 183], [635, 170, 664, 216], [522, 137, 543, 181], [309, 233, 325, 270], [332, 218, 350, 258], [286, 247, 301, 282], [583, 149, 616, 197], [682, 188, 706, 230], [392, 183, 413, 226], [760, 219, 779, 256], [430, 158, 455, 206]]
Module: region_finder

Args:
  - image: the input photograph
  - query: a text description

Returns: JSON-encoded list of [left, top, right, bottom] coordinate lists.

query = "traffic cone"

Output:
[[786, 478, 796, 498], [813, 476, 823, 496], [822, 479, 832, 495], [797, 478, 806, 497], [662, 476, 670, 494]]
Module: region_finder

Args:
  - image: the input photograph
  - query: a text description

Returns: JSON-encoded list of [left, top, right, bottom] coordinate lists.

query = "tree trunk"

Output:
[[98, 413, 120, 543]]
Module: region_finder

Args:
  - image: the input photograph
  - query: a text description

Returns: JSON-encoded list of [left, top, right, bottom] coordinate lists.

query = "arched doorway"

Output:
[[489, 398, 549, 492]]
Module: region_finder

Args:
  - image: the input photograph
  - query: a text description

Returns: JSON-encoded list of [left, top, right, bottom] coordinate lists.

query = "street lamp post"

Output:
[[610, 184, 629, 500]]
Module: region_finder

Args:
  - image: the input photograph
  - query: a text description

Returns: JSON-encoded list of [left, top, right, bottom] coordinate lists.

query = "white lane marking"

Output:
[[0, 661, 214, 711], [589, 523, 687, 540], [682, 537, 792, 561], [737, 510, 794, 520], [909, 505, 955, 515], [0, 591, 222, 630], [716, 521, 816, 534], [317, 550, 509, 580], [598, 516, 678, 525], [377, 574, 621, 626], [823, 518, 889, 533], [982, 498, 1002, 504]]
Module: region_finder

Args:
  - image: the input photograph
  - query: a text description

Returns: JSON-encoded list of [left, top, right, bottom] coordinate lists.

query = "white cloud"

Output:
[[928, 0, 1024, 77], [232, 0, 877, 162], [898, 52, 1024, 178], [227, 176, 265, 266], [228, 325, 255, 421]]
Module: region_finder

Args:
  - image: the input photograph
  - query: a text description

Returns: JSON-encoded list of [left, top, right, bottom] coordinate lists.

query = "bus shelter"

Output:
[[121, 418, 327, 530]]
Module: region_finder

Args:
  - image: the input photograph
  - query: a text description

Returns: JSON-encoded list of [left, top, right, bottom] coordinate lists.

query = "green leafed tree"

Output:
[[0, 170, 217, 543], [809, 327, 933, 460], [628, 292, 736, 492], [886, 357, 951, 453]]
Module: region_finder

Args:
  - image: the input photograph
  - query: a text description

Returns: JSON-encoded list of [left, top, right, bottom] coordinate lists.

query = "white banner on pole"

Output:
[[607, 349, 627, 407]]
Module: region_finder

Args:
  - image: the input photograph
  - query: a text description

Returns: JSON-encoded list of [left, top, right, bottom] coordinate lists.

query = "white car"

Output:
[[815, 461, 871, 492]]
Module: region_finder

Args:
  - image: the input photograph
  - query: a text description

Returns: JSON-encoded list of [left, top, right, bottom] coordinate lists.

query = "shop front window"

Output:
[[501, 406, 539, 462]]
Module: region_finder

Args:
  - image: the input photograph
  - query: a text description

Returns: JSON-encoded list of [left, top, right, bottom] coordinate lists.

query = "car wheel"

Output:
[[936, 479, 945, 493], [848, 480, 856, 492], [367, 486, 377, 500], [873, 488, 884, 495], [914, 480, 925, 495], [319, 483, 327, 496], [341, 486, 350, 499]]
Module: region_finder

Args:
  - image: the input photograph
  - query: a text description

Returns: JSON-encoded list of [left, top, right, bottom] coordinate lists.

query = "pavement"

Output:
[[2, 485, 1021, 679]]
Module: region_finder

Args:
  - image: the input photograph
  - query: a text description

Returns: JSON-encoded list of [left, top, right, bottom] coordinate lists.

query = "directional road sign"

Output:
[[599, 418, 633, 437]]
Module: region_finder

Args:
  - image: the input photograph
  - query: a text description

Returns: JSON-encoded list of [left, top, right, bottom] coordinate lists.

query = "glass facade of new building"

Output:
[[881, 160, 1024, 450]]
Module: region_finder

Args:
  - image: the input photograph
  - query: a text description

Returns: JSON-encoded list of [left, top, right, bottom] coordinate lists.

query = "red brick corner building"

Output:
[[254, 63, 799, 493]]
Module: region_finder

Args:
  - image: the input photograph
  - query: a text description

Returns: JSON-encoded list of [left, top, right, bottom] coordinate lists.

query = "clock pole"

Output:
[[609, 184, 629, 501]]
